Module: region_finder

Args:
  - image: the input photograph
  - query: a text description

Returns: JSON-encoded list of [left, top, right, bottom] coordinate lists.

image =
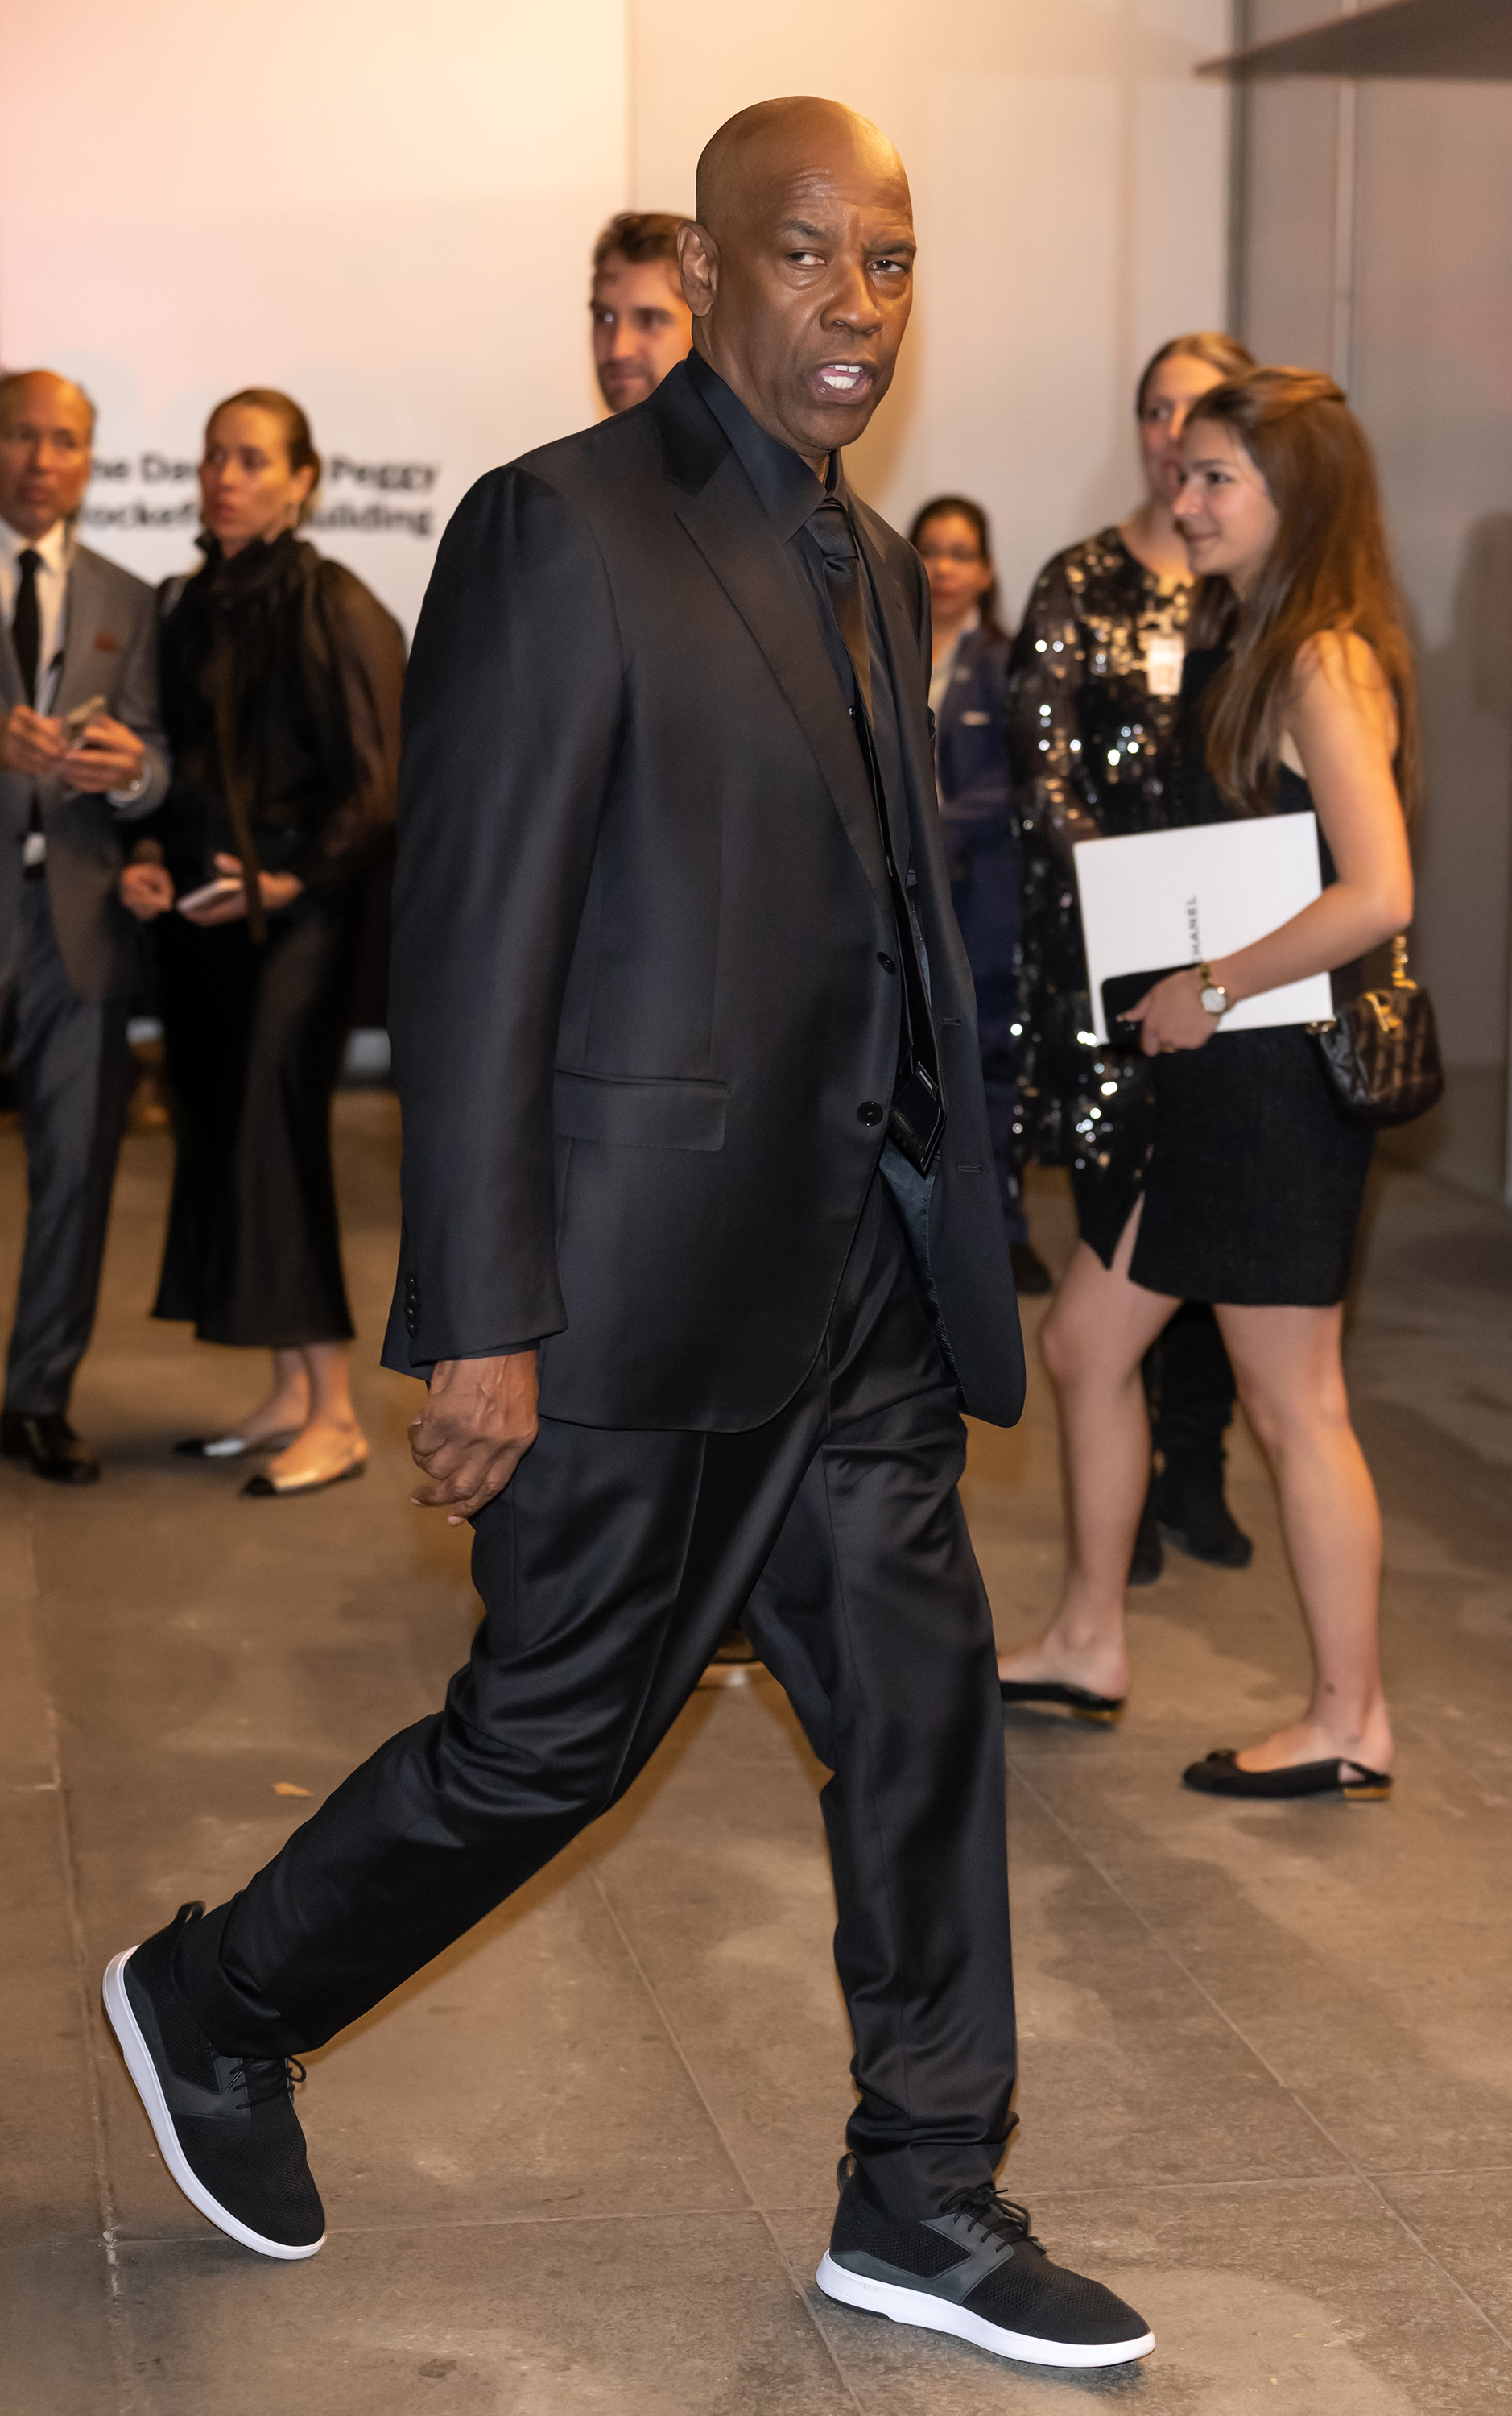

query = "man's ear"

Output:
[[677, 221, 718, 321]]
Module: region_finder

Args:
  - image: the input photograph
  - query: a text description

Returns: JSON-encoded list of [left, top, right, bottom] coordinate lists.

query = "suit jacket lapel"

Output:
[[52, 547, 103, 717], [853, 503, 936, 877], [652, 377, 890, 914], [0, 619, 21, 710]]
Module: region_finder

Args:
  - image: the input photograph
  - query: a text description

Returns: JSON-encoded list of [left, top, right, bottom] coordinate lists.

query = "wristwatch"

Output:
[[1197, 962, 1229, 1019]]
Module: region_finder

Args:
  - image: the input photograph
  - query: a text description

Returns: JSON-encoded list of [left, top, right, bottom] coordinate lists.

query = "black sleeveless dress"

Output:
[[1126, 652, 1374, 1308]]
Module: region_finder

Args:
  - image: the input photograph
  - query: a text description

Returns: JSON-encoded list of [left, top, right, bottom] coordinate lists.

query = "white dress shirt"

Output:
[[2, 513, 146, 854], [0, 511, 71, 710]]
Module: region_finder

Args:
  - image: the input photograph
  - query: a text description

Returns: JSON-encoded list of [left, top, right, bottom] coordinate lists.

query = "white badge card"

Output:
[[1072, 815, 1335, 1042], [1142, 633, 1184, 697]]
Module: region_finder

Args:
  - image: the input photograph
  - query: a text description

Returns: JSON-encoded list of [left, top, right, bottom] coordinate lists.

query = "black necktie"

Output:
[[13, 548, 41, 705], [805, 498, 943, 1171], [808, 498, 874, 725]]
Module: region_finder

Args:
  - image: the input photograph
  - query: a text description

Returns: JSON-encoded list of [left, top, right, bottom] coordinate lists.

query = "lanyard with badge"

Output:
[[1140, 611, 1184, 699]]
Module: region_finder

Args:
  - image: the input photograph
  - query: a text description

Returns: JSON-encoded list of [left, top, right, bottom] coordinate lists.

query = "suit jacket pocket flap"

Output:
[[554, 1068, 727, 1152]]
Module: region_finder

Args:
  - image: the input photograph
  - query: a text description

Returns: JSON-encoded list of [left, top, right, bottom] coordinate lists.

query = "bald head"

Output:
[[695, 97, 905, 236], [678, 96, 915, 471], [0, 370, 95, 540]]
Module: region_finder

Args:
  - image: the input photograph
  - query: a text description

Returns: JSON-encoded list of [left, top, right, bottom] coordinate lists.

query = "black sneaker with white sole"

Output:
[[817, 2159, 1153, 2369], [102, 1901, 324, 2261]]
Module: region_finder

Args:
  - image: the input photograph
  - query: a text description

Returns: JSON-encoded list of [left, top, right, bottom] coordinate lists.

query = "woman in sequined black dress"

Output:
[[1007, 333, 1254, 1579]]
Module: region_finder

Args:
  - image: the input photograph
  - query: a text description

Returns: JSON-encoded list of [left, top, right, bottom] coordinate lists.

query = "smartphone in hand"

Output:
[[176, 875, 245, 915], [61, 693, 109, 747]]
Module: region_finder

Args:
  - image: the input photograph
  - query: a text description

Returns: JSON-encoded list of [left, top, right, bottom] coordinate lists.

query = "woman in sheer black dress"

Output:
[[1007, 332, 1254, 1582], [1001, 369, 1415, 1800], [119, 390, 403, 1496]]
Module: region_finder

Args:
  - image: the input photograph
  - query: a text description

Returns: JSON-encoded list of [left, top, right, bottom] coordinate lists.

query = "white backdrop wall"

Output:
[[0, 0, 1229, 638]]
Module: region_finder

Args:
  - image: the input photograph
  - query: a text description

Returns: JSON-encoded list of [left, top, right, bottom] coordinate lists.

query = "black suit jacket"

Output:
[[382, 361, 1025, 1432]]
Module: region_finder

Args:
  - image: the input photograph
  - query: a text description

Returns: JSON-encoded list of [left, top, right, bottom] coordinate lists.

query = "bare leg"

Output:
[[205, 1347, 310, 1447], [264, 1342, 367, 1487], [998, 1206, 1179, 1699], [1213, 1304, 1390, 1777]]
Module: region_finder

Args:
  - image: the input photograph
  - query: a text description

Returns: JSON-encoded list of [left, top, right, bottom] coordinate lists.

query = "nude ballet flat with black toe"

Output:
[[1182, 1749, 1392, 1802], [999, 1680, 1126, 1726], [242, 1443, 369, 1499]]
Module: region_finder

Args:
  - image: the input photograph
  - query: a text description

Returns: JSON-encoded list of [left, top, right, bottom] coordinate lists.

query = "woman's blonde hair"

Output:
[[1135, 329, 1254, 419], [1188, 366, 1418, 817]]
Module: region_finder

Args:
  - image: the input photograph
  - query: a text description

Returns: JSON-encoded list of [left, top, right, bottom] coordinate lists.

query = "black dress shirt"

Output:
[[684, 351, 913, 877]]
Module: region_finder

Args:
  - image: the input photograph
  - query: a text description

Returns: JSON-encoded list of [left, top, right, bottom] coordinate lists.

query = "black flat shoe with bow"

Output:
[[1182, 1748, 1391, 1802], [999, 1680, 1126, 1726]]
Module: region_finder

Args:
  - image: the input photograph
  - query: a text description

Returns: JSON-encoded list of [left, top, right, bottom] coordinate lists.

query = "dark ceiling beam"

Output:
[[1198, 0, 1512, 81]]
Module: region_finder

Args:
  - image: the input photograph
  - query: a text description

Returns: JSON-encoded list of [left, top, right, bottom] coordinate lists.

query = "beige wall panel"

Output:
[[1351, 81, 1512, 1193], [1238, 80, 1339, 369]]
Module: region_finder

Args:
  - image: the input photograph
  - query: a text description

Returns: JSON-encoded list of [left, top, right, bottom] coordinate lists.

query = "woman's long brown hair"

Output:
[[1186, 367, 1419, 817]]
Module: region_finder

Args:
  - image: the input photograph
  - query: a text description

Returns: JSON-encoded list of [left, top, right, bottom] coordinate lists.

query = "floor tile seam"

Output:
[[0, 2228, 132, 2254], [585, 1863, 866, 2414], [112, 2207, 818, 2248], [1006, 1756, 1512, 2353], [1365, 2190, 1512, 2352], [1362, 2162, 1512, 2182], [1002, 2173, 1374, 2203]]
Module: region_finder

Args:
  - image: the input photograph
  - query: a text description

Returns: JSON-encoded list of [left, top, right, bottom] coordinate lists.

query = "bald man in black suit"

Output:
[[105, 101, 1152, 2373]]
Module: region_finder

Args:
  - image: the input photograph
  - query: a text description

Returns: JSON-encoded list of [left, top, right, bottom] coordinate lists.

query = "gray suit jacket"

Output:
[[0, 535, 170, 1003]]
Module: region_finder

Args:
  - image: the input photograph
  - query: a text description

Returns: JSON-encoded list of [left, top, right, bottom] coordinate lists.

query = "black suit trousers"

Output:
[[172, 1179, 1018, 2216]]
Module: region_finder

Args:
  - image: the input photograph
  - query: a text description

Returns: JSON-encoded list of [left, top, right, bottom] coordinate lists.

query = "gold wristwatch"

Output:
[[1197, 962, 1229, 1018]]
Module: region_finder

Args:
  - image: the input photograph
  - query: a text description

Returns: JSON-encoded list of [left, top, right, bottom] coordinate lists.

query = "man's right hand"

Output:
[[409, 1350, 539, 1524], [1, 705, 68, 779]]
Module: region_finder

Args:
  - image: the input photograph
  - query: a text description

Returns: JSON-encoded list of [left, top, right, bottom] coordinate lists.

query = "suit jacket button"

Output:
[[857, 1101, 885, 1126], [877, 954, 896, 974]]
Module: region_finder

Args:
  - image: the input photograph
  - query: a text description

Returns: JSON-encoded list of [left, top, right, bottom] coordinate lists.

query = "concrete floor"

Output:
[[4, 1094, 1512, 2414]]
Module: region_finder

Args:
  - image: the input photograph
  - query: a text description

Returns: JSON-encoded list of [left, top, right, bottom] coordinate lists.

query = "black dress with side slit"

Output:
[[147, 533, 404, 1348], [1126, 649, 1374, 1308]]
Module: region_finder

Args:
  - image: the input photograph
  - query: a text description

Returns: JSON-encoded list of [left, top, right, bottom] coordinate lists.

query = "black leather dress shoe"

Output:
[[0, 1409, 101, 1486]]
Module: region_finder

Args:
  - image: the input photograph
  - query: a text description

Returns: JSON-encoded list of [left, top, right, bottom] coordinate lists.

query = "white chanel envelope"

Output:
[[1072, 814, 1335, 1042]]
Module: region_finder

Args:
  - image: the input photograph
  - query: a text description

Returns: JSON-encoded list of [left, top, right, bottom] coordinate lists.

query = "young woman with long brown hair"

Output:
[[999, 368, 1415, 1801]]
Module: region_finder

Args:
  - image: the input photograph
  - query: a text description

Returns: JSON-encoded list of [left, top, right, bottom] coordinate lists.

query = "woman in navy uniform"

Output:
[[911, 496, 1049, 1293]]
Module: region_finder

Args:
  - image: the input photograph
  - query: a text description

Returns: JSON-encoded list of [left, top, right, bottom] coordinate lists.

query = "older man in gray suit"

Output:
[[0, 370, 168, 1483]]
